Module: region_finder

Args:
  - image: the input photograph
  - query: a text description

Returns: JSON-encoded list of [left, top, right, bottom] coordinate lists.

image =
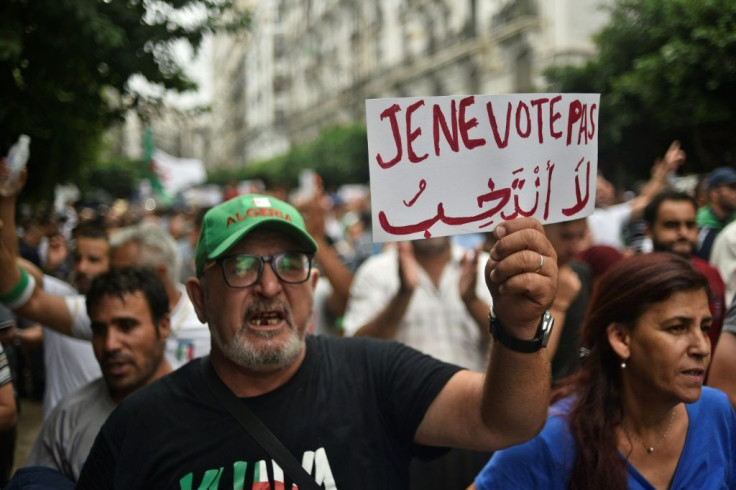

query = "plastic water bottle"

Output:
[[0, 135, 30, 196]]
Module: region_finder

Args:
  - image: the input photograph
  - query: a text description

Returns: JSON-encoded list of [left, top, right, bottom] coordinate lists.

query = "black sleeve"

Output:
[[369, 339, 463, 457], [75, 419, 119, 489]]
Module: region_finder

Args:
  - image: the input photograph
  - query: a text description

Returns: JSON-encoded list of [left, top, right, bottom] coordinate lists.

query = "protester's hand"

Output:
[[18, 324, 43, 348], [459, 247, 480, 305], [649, 157, 666, 182], [0, 161, 27, 198], [397, 241, 419, 294], [663, 140, 685, 172], [650, 140, 685, 184], [45, 234, 69, 272], [299, 193, 328, 243], [485, 218, 558, 335], [0, 323, 17, 345], [554, 264, 582, 312]]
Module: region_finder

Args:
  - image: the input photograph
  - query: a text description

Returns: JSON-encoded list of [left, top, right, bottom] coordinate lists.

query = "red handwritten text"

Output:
[[374, 96, 597, 168]]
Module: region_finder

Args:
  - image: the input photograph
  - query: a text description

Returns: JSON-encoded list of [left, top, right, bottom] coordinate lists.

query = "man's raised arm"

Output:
[[415, 217, 557, 451], [0, 163, 74, 336]]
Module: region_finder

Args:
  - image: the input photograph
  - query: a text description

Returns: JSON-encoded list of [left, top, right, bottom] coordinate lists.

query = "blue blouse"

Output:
[[475, 387, 736, 489]]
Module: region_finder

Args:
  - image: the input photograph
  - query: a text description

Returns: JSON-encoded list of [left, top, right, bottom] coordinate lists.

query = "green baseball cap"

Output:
[[195, 194, 318, 276]]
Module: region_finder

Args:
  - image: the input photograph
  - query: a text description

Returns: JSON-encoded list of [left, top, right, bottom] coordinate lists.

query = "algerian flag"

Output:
[[142, 126, 169, 203], [142, 127, 207, 202], [151, 148, 207, 195]]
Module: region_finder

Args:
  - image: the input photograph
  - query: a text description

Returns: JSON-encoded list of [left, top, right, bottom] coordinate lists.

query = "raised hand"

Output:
[[0, 160, 27, 198], [45, 234, 69, 272], [459, 247, 480, 305], [297, 190, 330, 242], [397, 241, 419, 294], [485, 217, 558, 335], [663, 140, 686, 171], [555, 264, 582, 312]]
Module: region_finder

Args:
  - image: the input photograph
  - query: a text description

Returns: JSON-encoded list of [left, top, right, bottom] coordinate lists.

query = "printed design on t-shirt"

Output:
[[178, 447, 337, 489]]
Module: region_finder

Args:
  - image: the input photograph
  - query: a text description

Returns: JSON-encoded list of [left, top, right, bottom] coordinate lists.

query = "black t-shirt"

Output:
[[77, 336, 462, 489]]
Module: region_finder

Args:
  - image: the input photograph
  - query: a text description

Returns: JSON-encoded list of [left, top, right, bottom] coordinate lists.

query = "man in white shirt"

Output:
[[343, 236, 491, 372], [39, 222, 108, 418], [710, 219, 736, 308]]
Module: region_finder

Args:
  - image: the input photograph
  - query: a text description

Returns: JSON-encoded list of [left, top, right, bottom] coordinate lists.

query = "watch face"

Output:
[[540, 311, 554, 347]]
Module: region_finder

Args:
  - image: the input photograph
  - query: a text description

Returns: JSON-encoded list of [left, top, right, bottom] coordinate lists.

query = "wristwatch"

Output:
[[489, 308, 554, 353]]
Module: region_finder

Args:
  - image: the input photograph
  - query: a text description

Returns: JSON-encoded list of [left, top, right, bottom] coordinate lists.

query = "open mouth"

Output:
[[248, 311, 285, 327], [681, 368, 705, 380]]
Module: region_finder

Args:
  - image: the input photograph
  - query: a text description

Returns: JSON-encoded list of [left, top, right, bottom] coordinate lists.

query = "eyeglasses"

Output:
[[216, 251, 314, 288]]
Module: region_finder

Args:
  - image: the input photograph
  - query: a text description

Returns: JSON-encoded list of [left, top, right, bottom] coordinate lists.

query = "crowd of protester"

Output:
[[0, 140, 733, 488]]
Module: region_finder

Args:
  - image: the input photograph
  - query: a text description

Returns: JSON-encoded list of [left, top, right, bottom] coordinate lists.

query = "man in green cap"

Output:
[[76, 193, 558, 489]]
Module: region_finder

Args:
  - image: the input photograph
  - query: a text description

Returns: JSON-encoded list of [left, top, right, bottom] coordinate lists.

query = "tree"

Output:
[[79, 155, 147, 201], [209, 124, 370, 190], [0, 0, 247, 198], [545, 0, 736, 184]]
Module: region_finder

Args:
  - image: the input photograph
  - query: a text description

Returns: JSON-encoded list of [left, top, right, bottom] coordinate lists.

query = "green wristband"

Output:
[[0, 266, 29, 304], [2, 266, 35, 309]]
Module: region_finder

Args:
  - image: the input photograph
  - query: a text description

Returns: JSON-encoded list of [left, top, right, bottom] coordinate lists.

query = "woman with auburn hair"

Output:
[[470, 252, 736, 489]]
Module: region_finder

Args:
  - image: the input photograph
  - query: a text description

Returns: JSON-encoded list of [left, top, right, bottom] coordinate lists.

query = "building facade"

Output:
[[209, 0, 611, 169]]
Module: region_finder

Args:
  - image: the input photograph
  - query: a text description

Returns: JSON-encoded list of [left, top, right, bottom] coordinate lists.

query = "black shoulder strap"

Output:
[[200, 357, 321, 490]]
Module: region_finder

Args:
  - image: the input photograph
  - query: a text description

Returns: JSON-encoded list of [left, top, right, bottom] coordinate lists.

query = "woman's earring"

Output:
[[621, 359, 627, 369]]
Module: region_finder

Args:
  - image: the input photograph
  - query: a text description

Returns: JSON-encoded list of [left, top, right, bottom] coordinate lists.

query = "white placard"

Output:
[[366, 93, 599, 242]]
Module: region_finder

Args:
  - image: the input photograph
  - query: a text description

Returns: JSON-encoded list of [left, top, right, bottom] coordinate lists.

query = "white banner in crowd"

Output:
[[365, 93, 600, 242], [152, 149, 207, 195]]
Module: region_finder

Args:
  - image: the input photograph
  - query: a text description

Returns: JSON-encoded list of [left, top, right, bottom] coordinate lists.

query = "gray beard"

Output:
[[212, 323, 305, 372]]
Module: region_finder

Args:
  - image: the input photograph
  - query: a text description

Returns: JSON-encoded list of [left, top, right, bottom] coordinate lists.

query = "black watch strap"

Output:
[[489, 309, 554, 353]]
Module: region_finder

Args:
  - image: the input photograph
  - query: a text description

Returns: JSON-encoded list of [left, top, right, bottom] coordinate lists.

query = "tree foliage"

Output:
[[545, 0, 736, 183], [208, 124, 370, 190], [78, 155, 147, 201], [0, 0, 247, 198]]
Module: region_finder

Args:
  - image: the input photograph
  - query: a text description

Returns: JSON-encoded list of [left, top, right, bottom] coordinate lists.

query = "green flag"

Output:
[[142, 126, 172, 205]]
